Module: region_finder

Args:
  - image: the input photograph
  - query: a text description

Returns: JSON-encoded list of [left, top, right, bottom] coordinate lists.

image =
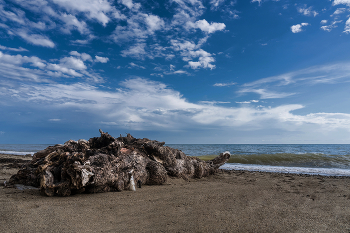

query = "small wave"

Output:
[[0, 151, 34, 156], [295, 152, 325, 155], [220, 163, 350, 176], [225, 153, 350, 168]]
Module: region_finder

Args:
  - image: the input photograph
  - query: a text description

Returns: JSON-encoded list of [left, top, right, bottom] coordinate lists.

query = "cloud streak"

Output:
[[3, 77, 350, 133]]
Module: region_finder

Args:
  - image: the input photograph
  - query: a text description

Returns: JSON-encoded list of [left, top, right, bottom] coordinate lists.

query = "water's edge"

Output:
[[1, 144, 350, 176]]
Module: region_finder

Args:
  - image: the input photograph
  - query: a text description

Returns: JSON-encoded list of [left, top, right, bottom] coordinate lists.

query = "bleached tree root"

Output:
[[9, 130, 230, 196]]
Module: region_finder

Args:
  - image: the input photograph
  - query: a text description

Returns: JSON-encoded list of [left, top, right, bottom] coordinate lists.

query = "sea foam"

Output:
[[0, 151, 34, 156], [220, 163, 350, 176]]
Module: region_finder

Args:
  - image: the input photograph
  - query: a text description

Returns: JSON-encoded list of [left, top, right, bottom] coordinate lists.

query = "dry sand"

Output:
[[1, 153, 350, 233]]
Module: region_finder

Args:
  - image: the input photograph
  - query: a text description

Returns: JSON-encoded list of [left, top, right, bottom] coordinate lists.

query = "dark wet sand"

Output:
[[1, 153, 350, 233]]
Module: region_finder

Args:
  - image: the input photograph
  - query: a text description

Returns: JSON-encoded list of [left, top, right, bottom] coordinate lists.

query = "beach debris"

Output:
[[129, 169, 136, 191], [9, 130, 230, 196]]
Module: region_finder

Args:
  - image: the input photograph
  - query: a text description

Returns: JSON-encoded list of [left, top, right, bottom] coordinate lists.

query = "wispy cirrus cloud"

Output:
[[238, 62, 350, 99], [236, 100, 259, 104], [238, 88, 296, 99], [16, 31, 55, 48], [0, 44, 28, 52], [213, 82, 236, 87]]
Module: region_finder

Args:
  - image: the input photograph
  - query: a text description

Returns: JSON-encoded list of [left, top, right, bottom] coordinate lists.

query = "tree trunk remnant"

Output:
[[9, 130, 230, 196]]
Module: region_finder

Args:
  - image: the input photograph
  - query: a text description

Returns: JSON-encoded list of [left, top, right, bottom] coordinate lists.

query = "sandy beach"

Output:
[[1, 153, 350, 233]]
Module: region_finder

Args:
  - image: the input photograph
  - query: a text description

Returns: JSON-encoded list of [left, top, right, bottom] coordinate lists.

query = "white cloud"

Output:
[[331, 8, 346, 16], [170, 10, 187, 26], [239, 62, 350, 99], [119, 0, 134, 9], [59, 13, 90, 34], [297, 5, 318, 17], [172, 70, 188, 74], [251, 0, 262, 5], [46, 63, 83, 77], [253, 66, 338, 87], [49, 118, 61, 122], [154, 64, 190, 76], [344, 18, 350, 33], [5, 0, 104, 37], [3, 77, 350, 141], [3, 0, 224, 71], [0, 54, 49, 82], [0, 5, 26, 24], [121, 43, 147, 59], [171, 0, 205, 21], [236, 100, 259, 104], [171, 39, 197, 52], [128, 62, 145, 69], [5, 77, 350, 133], [111, 13, 165, 44], [0, 22, 8, 28], [70, 35, 96, 45], [69, 51, 93, 61], [51, 0, 113, 26], [213, 82, 236, 87], [236, 101, 252, 104], [60, 56, 87, 70], [209, 0, 225, 10], [239, 88, 296, 99], [95, 55, 109, 63], [0, 51, 45, 67], [145, 14, 165, 32], [16, 30, 55, 48], [199, 101, 230, 105], [188, 56, 216, 69], [107, 0, 223, 69], [321, 20, 328, 24], [321, 20, 342, 32], [171, 39, 216, 69], [225, 9, 240, 19], [291, 23, 309, 33], [10, 0, 52, 13], [0, 51, 106, 82], [0, 45, 28, 52], [333, 0, 350, 7], [187, 19, 226, 34]]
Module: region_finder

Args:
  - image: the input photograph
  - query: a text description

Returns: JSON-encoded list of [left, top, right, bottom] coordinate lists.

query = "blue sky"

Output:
[[1, 0, 350, 144]]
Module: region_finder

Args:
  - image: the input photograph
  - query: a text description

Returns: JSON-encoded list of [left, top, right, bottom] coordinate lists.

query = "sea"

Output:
[[1, 144, 350, 176]]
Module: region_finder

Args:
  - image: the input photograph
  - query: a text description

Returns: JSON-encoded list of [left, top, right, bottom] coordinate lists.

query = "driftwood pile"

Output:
[[9, 130, 230, 196]]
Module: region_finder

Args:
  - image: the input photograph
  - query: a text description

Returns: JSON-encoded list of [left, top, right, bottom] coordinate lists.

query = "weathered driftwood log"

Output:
[[9, 130, 230, 196]]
